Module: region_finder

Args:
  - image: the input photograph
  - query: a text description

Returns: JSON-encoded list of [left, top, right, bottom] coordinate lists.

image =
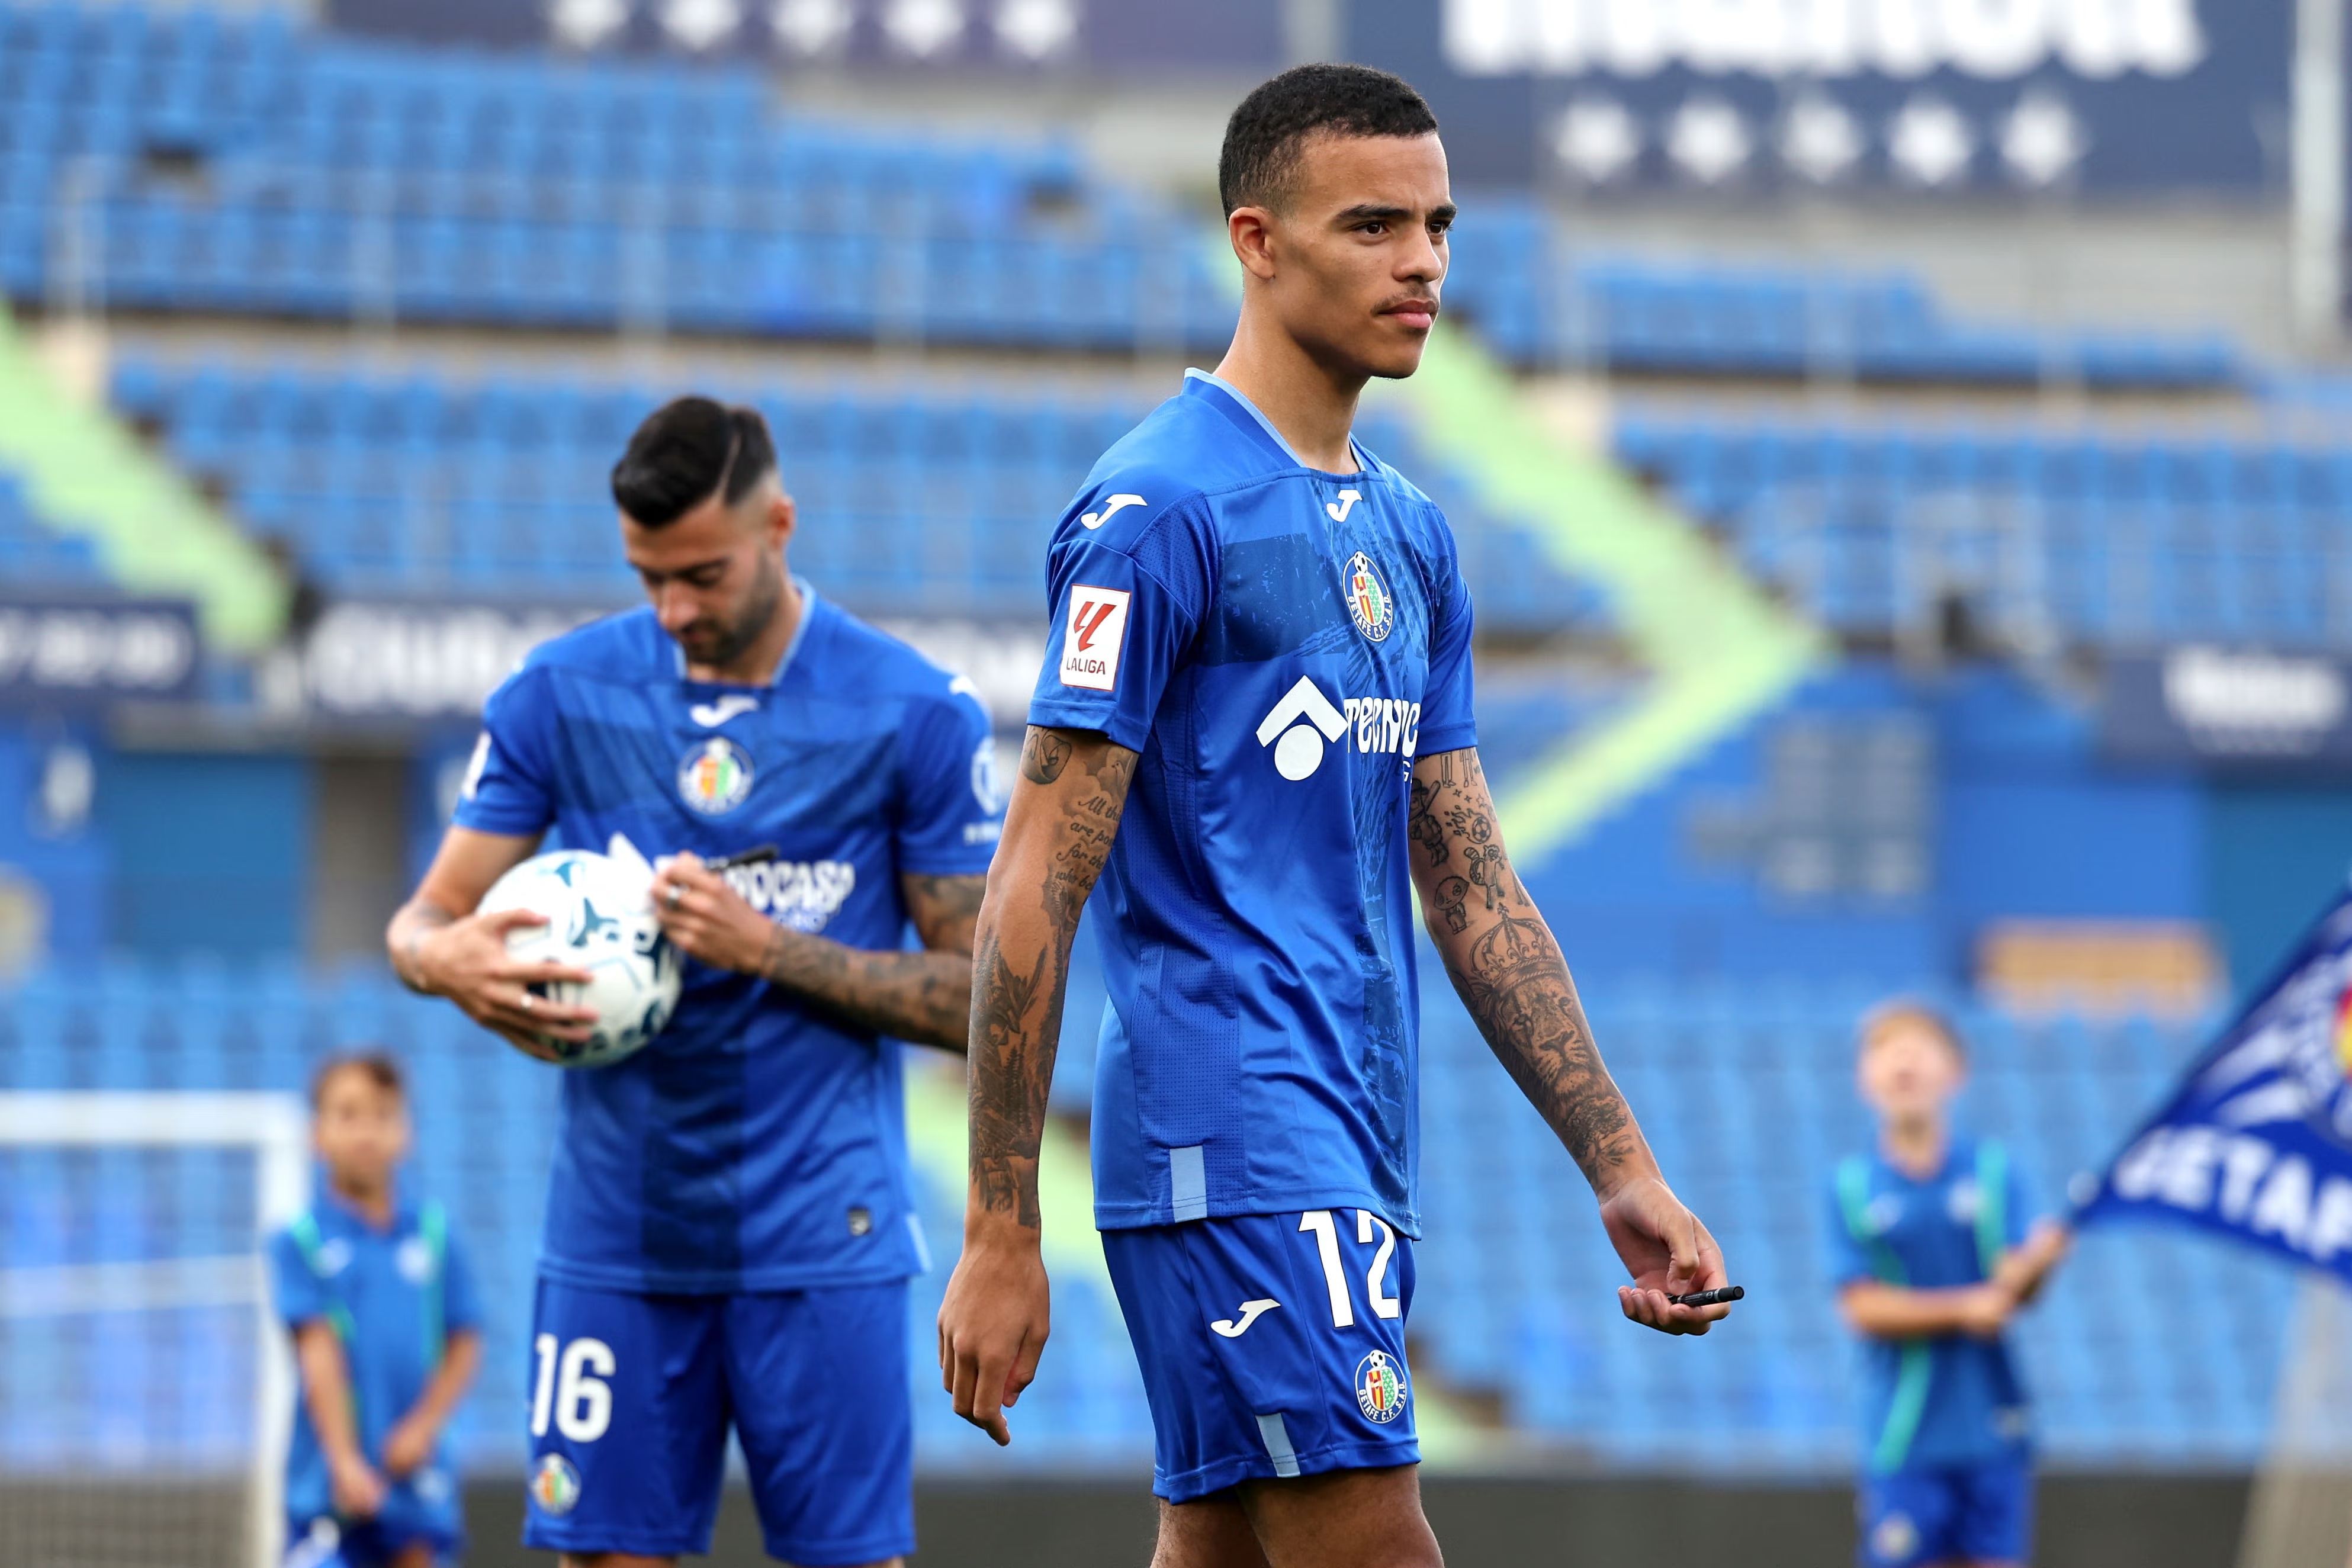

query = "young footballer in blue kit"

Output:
[[937, 65, 1734, 1566], [1830, 1002, 2072, 1568], [271, 1053, 483, 1568], [386, 399, 1003, 1568]]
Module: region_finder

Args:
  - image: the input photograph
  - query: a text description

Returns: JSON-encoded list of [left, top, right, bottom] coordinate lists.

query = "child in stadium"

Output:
[[1830, 1001, 2071, 1568], [268, 1053, 483, 1568]]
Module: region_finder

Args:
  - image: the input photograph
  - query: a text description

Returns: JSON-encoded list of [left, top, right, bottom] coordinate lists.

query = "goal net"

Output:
[[2239, 1276, 2352, 1568], [0, 1093, 308, 1568]]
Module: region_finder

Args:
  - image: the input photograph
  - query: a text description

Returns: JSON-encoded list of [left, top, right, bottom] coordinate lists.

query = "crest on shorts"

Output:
[[530, 1453, 582, 1516], [1354, 1349, 1409, 1424]]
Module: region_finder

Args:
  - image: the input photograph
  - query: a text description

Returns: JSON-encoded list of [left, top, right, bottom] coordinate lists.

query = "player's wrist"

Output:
[[962, 1206, 1043, 1251], [396, 924, 446, 995], [1589, 1154, 1666, 1204]]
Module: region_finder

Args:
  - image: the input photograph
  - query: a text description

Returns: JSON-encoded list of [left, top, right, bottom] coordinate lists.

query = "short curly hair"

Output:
[[1218, 63, 1438, 217]]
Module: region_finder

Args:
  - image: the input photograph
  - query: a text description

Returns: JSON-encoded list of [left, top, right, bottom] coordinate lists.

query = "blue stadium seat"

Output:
[[0, 943, 2288, 1474], [111, 356, 1610, 634], [1615, 409, 2352, 653]]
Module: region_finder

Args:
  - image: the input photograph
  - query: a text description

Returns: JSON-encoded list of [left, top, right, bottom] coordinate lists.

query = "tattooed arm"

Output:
[[648, 860, 984, 1052], [1407, 747, 1734, 1336], [939, 725, 1138, 1443]]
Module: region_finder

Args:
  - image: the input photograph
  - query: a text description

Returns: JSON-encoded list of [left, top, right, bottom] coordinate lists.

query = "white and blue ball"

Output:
[[478, 849, 681, 1068]]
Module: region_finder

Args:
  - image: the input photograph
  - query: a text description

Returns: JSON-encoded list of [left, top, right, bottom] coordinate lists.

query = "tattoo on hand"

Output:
[[1410, 750, 1637, 1185]]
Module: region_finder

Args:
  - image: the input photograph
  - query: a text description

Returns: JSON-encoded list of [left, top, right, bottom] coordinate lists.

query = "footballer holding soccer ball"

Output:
[[389, 398, 1001, 1568]]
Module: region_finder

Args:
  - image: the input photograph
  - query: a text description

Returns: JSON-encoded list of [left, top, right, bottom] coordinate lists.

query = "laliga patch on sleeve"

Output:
[[1059, 586, 1131, 692]]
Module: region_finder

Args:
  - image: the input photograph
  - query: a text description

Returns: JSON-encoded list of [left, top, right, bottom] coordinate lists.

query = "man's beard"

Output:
[[682, 552, 783, 668]]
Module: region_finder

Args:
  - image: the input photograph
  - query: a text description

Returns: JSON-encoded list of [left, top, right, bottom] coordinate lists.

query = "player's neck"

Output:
[[687, 573, 803, 686], [1213, 321, 1365, 474], [1879, 1115, 1949, 1178], [329, 1173, 395, 1229]]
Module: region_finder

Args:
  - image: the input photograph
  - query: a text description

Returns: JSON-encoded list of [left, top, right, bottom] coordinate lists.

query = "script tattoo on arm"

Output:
[[1408, 748, 1643, 1188], [967, 727, 1138, 1229]]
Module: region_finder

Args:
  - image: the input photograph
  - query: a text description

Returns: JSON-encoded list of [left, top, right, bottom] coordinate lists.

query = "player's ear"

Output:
[[765, 491, 795, 551], [1228, 204, 1278, 282]]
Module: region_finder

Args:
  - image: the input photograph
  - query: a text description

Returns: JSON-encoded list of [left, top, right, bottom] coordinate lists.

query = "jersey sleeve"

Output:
[[893, 685, 1005, 877], [1416, 513, 1478, 759], [1026, 491, 1216, 753], [268, 1229, 324, 1329], [1825, 1174, 1876, 1289], [449, 664, 558, 836], [441, 1229, 483, 1336]]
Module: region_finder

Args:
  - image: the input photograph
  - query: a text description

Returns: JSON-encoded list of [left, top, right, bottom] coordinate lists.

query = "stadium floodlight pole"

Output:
[[2292, 0, 2346, 349]]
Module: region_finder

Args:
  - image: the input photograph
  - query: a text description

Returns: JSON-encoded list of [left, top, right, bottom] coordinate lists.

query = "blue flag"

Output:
[[2075, 886, 2352, 1281]]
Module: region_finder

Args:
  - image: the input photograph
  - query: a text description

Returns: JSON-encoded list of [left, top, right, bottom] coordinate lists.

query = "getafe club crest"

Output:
[[1342, 552, 1396, 643], [677, 737, 753, 815], [530, 1453, 581, 1515], [1354, 1349, 1408, 1424]]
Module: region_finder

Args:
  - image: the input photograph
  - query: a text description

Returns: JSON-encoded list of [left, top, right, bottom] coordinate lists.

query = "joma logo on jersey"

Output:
[[722, 859, 857, 934], [1059, 586, 1131, 692], [1256, 676, 1421, 782]]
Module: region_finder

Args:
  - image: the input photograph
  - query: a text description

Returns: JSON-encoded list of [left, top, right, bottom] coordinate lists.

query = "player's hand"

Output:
[[413, 908, 597, 1059], [938, 1228, 1051, 1447], [380, 1415, 433, 1477], [1958, 1283, 2016, 1339], [328, 1450, 386, 1519], [1599, 1174, 1734, 1335], [651, 853, 774, 977], [1993, 1220, 2071, 1303]]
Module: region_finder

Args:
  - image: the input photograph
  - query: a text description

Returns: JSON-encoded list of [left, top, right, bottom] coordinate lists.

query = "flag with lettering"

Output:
[[2076, 886, 2352, 1280]]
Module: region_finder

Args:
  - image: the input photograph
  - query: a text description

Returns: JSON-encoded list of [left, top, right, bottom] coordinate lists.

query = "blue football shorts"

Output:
[[283, 1512, 457, 1568], [1859, 1457, 2035, 1566], [1102, 1208, 1420, 1503], [522, 1275, 914, 1566]]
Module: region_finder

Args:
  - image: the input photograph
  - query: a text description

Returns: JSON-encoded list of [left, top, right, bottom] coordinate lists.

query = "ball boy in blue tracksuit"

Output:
[[269, 1053, 483, 1568], [1829, 1002, 2071, 1568]]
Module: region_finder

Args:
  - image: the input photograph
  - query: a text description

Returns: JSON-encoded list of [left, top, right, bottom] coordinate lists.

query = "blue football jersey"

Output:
[[1827, 1136, 2039, 1474], [454, 586, 1003, 1293], [269, 1188, 481, 1542], [1027, 370, 1479, 1237]]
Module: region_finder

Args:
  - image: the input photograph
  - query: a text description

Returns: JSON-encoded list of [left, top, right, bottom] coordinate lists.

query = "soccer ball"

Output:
[[478, 849, 682, 1068]]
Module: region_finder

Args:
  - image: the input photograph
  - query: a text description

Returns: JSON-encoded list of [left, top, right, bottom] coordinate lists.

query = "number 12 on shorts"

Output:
[[531, 1334, 615, 1442], [1300, 1210, 1400, 1329]]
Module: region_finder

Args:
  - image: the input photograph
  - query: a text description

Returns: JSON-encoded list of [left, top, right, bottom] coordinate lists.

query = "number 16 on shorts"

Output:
[[531, 1333, 615, 1442]]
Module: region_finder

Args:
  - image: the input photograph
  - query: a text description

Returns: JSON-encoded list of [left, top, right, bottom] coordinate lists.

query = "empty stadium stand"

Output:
[[0, 3, 2245, 387], [1615, 410, 2352, 650], [0, 468, 100, 582], [0, 1, 1233, 352], [109, 358, 1611, 635], [1442, 200, 2239, 388], [0, 957, 2281, 1474]]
